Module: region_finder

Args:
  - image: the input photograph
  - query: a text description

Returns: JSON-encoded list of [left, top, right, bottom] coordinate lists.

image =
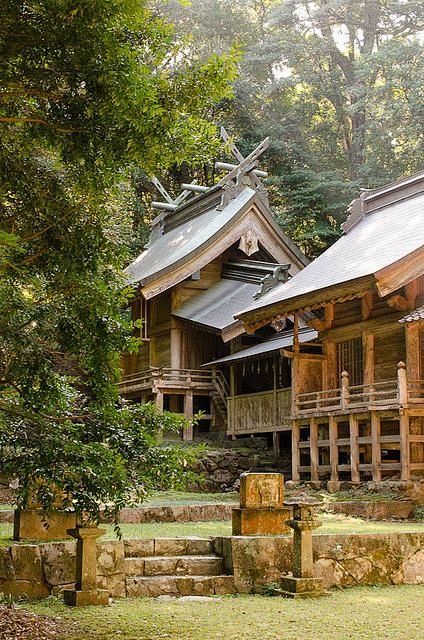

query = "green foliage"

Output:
[[164, 0, 424, 256], [0, 0, 238, 523]]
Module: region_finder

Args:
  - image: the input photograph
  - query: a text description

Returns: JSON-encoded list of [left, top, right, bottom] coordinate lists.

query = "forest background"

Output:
[[133, 0, 424, 258]]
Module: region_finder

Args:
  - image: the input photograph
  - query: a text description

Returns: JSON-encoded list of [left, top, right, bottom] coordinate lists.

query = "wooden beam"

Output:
[[329, 416, 338, 482], [386, 294, 410, 311], [371, 412, 381, 482], [400, 414, 410, 481], [349, 414, 360, 483], [291, 422, 300, 481], [361, 291, 373, 320], [183, 391, 194, 442], [363, 332, 374, 385], [310, 419, 319, 482]]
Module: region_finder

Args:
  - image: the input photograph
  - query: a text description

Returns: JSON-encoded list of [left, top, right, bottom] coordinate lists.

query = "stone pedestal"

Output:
[[232, 507, 291, 535], [278, 495, 328, 599], [63, 526, 109, 607], [232, 473, 290, 536], [14, 509, 77, 541]]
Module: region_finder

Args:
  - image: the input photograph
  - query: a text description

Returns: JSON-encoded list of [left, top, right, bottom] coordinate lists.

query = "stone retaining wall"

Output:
[[217, 532, 424, 592], [1, 532, 423, 599], [115, 503, 235, 524]]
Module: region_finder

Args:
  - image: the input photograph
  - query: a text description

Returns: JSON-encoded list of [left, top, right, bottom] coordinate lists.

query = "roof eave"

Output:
[[236, 275, 376, 332]]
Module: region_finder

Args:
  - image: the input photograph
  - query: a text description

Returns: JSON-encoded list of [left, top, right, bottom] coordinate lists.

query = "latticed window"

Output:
[[336, 337, 363, 387]]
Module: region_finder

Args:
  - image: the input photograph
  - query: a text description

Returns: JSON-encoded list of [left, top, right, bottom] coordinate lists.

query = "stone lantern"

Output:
[[63, 525, 109, 606], [278, 493, 327, 598]]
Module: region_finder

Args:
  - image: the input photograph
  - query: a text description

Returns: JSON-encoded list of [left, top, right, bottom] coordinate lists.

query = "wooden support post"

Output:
[[155, 389, 164, 412], [400, 413, 410, 481], [183, 391, 194, 442], [291, 422, 300, 482], [329, 416, 338, 482], [349, 414, 360, 483], [273, 431, 280, 457], [340, 371, 350, 409], [293, 313, 299, 353], [310, 419, 319, 482], [363, 333, 374, 386], [371, 412, 381, 482], [397, 361, 408, 406]]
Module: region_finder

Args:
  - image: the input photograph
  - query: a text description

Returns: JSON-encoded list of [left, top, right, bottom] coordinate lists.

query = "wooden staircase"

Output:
[[124, 537, 235, 597]]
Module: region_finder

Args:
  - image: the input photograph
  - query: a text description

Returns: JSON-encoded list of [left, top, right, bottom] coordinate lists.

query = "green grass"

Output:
[[24, 585, 424, 640], [1, 513, 423, 546]]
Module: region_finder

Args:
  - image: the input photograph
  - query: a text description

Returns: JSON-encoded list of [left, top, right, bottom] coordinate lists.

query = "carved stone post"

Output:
[[63, 526, 109, 606], [278, 495, 327, 598]]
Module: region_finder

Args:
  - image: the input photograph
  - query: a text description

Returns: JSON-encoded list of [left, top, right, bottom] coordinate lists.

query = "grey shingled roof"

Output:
[[125, 188, 257, 286], [204, 328, 318, 366], [172, 278, 259, 332], [237, 186, 424, 319], [399, 305, 424, 323]]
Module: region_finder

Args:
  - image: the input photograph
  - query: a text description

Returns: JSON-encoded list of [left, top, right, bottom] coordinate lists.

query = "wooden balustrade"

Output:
[[294, 362, 423, 417], [227, 387, 291, 436]]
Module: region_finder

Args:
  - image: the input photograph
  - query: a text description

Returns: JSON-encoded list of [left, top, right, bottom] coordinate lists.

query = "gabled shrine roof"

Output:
[[125, 185, 306, 298], [236, 170, 424, 327]]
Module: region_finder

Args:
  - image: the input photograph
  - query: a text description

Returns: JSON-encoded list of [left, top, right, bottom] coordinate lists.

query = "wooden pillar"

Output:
[[291, 422, 300, 482], [293, 313, 299, 353], [349, 414, 360, 483], [400, 413, 410, 481], [273, 431, 280, 457], [397, 361, 408, 405], [340, 371, 350, 409], [170, 322, 182, 370], [310, 418, 319, 482], [183, 391, 194, 441], [155, 389, 163, 412], [405, 324, 420, 382], [363, 333, 374, 385], [371, 411, 381, 482], [229, 366, 236, 396], [329, 416, 338, 482]]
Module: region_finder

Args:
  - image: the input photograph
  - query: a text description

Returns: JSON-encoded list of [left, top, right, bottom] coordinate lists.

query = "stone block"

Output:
[[154, 538, 188, 556], [326, 481, 341, 494], [0, 547, 14, 580], [97, 541, 124, 576], [240, 473, 284, 509], [232, 507, 291, 536], [97, 573, 126, 598], [0, 579, 49, 600], [213, 576, 236, 595], [10, 545, 43, 582], [63, 588, 109, 606], [13, 509, 76, 541], [40, 542, 76, 587], [124, 539, 154, 558], [403, 549, 424, 584], [185, 537, 214, 556], [280, 575, 323, 593], [278, 575, 328, 599], [124, 557, 145, 577]]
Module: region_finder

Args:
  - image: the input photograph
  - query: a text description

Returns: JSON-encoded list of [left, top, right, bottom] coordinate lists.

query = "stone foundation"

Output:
[[216, 532, 424, 592], [1, 532, 423, 599]]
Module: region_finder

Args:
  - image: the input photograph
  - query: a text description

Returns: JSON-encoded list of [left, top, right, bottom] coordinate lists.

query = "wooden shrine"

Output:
[[119, 132, 308, 443], [237, 171, 424, 482]]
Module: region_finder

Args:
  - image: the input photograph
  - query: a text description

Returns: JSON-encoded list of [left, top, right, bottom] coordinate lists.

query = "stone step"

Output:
[[125, 555, 225, 577], [126, 575, 236, 598], [124, 537, 215, 558]]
